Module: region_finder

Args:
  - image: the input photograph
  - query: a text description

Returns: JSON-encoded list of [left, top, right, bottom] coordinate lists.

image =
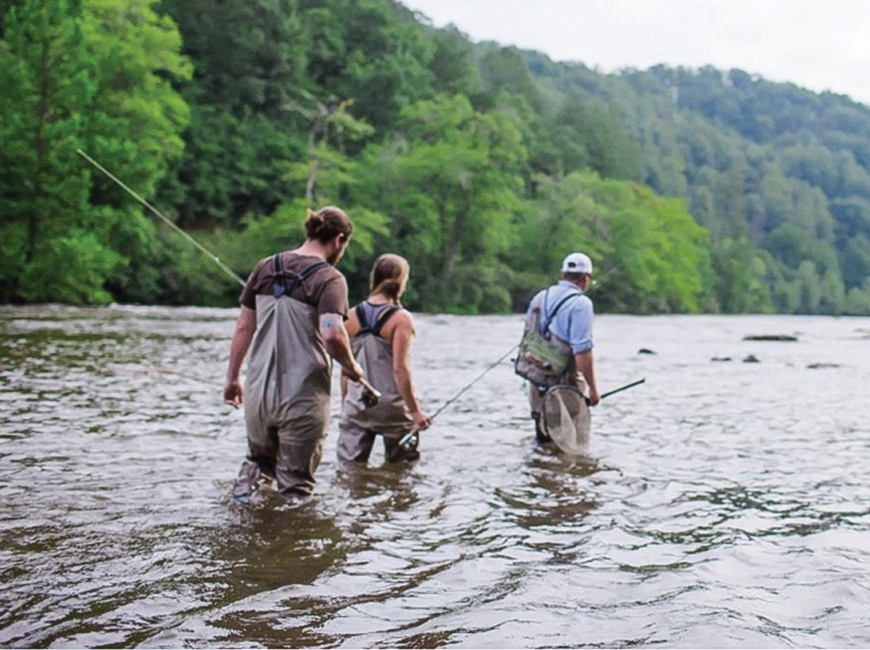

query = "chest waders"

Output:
[[337, 303, 417, 464], [243, 256, 332, 497], [526, 289, 586, 421]]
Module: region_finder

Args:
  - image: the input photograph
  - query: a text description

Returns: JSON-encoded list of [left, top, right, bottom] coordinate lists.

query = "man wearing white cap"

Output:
[[521, 252, 600, 444]]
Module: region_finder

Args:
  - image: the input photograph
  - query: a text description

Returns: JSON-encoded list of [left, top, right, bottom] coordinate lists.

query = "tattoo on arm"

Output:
[[320, 314, 341, 330]]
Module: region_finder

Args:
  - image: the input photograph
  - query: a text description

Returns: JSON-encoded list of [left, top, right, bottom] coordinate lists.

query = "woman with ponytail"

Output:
[[224, 206, 367, 500], [337, 254, 431, 464]]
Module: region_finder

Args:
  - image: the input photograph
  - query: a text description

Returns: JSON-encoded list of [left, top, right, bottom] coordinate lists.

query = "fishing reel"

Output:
[[359, 378, 381, 408]]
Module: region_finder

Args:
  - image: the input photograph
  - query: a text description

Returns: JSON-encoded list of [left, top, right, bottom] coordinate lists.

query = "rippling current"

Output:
[[2, 305, 870, 648]]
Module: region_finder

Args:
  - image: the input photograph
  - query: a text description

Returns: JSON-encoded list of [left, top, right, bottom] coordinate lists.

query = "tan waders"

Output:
[[338, 303, 417, 464], [236, 258, 332, 498]]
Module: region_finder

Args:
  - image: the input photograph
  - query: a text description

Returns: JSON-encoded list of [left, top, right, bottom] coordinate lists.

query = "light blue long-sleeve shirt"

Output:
[[525, 280, 594, 354]]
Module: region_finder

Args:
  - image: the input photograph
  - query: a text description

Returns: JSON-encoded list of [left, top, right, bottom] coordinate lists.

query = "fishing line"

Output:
[[397, 343, 518, 448], [76, 149, 246, 288], [76, 152, 393, 409]]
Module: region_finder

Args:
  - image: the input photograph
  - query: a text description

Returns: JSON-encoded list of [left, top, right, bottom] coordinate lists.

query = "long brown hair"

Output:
[[369, 254, 409, 305], [304, 206, 353, 244]]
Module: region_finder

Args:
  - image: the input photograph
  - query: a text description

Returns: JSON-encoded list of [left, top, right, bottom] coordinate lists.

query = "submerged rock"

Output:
[[742, 354, 760, 363], [638, 348, 656, 355], [711, 356, 732, 362], [807, 363, 841, 369], [743, 334, 798, 342]]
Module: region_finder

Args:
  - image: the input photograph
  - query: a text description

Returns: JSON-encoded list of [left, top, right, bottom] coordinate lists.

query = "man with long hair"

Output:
[[224, 206, 367, 499]]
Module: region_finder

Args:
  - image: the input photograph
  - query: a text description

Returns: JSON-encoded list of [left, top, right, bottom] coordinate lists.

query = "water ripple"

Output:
[[2, 307, 870, 647]]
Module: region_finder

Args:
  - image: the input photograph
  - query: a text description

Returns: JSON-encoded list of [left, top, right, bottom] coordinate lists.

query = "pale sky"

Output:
[[402, 0, 870, 107]]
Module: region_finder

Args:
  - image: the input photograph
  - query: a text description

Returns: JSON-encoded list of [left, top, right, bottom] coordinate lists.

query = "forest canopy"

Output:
[[2, 0, 870, 315]]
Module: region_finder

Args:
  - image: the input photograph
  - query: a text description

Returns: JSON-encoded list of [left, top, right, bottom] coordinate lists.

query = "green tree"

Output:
[[80, 0, 191, 303], [427, 24, 483, 97], [841, 234, 870, 290], [157, 0, 307, 226], [0, 0, 190, 304], [298, 0, 435, 134], [0, 0, 24, 34], [355, 94, 526, 313], [551, 94, 640, 180], [0, 0, 114, 303], [711, 238, 773, 313], [477, 45, 544, 114], [510, 171, 711, 314]]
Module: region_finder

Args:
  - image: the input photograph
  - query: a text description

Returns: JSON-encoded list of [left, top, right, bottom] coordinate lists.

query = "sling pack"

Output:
[[514, 289, 580, 388]]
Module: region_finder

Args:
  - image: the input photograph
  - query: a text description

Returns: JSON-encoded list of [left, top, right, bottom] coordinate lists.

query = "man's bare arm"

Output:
[[575, 349, 600, 406], [224, 306, 257, 408], [320, 313, 363, 382]]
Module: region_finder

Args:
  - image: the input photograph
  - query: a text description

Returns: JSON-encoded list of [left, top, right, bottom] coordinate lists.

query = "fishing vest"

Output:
[[340, 301, 414, 433], [515, 288, 581, 389]]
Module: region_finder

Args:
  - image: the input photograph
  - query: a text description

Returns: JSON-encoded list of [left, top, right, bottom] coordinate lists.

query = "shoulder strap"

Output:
[[355, 303, 370, 332], [542, 290, 581, 333], [273, 255, 329, 298], [372, 305, 399, 336], [355, 303, 399, 337], [272, 254, 286, 297], [288, 261, 329, 294]]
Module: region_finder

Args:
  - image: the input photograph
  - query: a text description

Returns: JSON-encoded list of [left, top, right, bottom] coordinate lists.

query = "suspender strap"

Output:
[[273, 254, 329, 298], [355, 303, 369, 332], [372, 305, 399, 336], [272, 254, 286, 297], [541, 289, 581, 333], [355, 303, 399, 337], [288, 261, 329, 294]]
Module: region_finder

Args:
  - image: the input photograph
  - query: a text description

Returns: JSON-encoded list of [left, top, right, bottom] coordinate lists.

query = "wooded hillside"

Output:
[[3, 0, 869, 314]]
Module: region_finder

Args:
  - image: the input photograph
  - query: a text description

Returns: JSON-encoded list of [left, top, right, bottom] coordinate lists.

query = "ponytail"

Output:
[[369, 254, 410, 304]]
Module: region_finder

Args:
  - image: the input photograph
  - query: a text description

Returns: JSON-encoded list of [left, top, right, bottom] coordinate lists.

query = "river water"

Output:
[[1, 305, 870, 648]]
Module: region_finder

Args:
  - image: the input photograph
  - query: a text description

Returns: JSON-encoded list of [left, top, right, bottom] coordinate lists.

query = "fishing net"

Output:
[[541, 385, 590, 455]]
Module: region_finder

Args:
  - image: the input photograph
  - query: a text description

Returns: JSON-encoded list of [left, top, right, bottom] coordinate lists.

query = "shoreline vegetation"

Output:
[[3, 0, 870, 315]]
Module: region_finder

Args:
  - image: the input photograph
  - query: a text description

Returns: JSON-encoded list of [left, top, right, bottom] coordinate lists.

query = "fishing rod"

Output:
[[600, 377, 645, 399], [76, 149, 246, 288], [397, 374, 646, 450], [77, 150, 388, 406], [397, 343, 518, 449], [431, 344, 518, 420]]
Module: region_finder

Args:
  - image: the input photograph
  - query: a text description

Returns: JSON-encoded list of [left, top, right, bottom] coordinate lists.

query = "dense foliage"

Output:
[[2, 0, 870, 314]]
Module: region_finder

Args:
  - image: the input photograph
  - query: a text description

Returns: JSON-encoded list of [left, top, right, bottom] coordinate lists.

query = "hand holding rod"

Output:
[[396, 344, 519, 449], [398, 377, 647, 447], [358, 377, 382, 407]]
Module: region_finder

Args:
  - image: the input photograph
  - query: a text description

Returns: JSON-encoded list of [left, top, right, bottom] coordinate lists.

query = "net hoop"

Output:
[[541, 385, 591, 455]]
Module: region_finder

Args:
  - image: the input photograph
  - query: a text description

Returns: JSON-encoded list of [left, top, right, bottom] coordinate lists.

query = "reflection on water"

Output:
[[2, 305, 870, 647]]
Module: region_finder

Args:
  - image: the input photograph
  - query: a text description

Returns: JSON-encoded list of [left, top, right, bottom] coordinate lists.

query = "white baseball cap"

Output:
[[561, 252, 593, 275]]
